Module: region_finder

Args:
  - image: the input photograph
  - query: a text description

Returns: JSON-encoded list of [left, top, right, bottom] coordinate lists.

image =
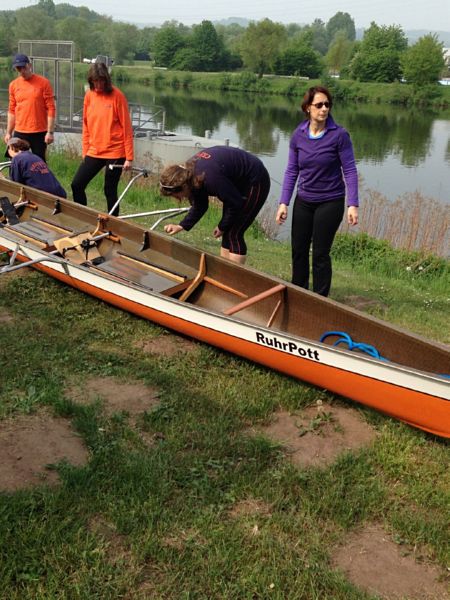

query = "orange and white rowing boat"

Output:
[[1, 176, 449, 438]]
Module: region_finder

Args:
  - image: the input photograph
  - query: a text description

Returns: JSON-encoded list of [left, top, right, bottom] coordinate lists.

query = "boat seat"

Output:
[[91, 253, 193, 296], [5, 218, 76, 247]]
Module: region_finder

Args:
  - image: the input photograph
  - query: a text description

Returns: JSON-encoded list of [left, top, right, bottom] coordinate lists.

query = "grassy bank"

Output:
[[2, 57, 449, 110], [105, 64, 450, 109], [0, 151, 449, 599]]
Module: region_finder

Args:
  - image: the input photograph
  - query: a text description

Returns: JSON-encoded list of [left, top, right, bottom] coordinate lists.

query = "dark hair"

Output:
[[87, 62, 113, 93], [301, 86, 333, 116], [8, 138, 30, 152], [159, 160, 205, 197]]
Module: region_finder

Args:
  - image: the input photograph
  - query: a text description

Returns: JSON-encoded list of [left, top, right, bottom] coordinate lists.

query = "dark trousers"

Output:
[[14, 131, 47, 162], [221, 169, 271, 255], [291, 197, 345, 297], [71, 156, 125, 216]]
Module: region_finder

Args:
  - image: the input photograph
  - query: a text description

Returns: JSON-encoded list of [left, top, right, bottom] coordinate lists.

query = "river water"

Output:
[[1, 77, 449, 204], [1, 77, 449, 252], [119, 83, 450, 207]]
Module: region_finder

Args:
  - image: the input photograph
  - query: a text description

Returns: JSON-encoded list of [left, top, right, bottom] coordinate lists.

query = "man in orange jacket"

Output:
[[4, 54, 56, 162]]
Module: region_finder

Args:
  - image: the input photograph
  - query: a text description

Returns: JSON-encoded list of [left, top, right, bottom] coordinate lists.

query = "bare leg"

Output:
[[220, 247, 246, 264], [228, 252, 246, 265]]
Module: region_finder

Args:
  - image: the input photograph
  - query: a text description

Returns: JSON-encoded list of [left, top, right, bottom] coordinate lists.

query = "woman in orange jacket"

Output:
[[71, 62, 134, 216]]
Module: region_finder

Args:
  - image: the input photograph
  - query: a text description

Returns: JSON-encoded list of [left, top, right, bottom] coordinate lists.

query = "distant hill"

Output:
[[356, 28, 450, 45], [213, 17, 249, 27], [131, 18, 450, 45], [405, 30, 450, 46]]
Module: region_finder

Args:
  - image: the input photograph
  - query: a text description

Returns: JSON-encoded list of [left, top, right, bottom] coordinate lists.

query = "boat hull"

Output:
[[1, 243, 448, 439], [0, 182, 449, 438]]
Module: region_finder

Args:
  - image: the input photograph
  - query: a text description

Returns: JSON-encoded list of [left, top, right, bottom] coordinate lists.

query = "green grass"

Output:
[[0, 152, 449, 598]]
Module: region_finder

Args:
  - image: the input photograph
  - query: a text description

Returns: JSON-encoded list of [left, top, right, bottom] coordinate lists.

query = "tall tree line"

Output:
[[0, 1, 446, 84]]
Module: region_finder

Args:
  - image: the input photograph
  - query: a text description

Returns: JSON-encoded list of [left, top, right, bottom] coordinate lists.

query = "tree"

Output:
[[171, 47, 202, 71], [215, 22, 245, 51], [135, 27, 158, 61], [189, 20, 228, 71], [275, 44, 323, 77], [326, 31, 354, 75], [326, 12, 356, 42], [37, 0, 56, 18], [349, 22, 407, 82], [401, 34, 445, 85], [306, 19, 329, 55], [14, 6, 56, 41], [56, 16, 93, 61], [0, 11, 16, 57], [110, 22, 140, 64], [152, 25, 186, 67], [239, 19, 286, 77]]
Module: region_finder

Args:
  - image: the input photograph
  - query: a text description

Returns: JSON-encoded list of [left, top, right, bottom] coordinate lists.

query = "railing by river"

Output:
[[0, 92, 168, 139]]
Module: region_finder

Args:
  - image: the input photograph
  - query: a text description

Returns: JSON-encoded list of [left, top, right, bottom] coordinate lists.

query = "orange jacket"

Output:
[[8, 74, 56, 133], [82, 86, 134, 161]]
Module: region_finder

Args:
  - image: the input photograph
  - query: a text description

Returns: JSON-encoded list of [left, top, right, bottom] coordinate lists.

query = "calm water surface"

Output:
[[1, 77, 449, 205], [121, 83, 450, 206]]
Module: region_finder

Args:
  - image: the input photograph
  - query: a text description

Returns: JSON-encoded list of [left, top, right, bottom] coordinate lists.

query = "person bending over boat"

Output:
[[6, 137, 66, 198], [71, 62, 134, 216], [276, 86, 359, 297], [159, 146, 270, 264]]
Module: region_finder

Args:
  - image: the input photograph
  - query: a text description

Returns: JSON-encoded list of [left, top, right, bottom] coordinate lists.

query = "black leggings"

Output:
[[221, 170, 271, 255], [71, 156, 125, 216], [291, 197, 345, 297], [14, 131, 47, 162]]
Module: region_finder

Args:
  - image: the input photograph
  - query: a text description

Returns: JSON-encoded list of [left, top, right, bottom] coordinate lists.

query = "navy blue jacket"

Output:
[[10, 151, 67, 198], [179, 146, 268, 232]]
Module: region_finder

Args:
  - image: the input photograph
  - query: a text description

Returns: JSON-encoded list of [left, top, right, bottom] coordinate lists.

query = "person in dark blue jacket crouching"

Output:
[[6, 137, 66, 198]]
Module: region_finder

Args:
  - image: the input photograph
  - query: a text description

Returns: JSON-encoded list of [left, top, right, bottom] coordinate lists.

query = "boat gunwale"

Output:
[[1, 228, 449, 399]]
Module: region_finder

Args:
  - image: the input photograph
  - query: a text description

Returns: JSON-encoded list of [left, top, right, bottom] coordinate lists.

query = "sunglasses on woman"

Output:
[[311, 101, 330, 109]]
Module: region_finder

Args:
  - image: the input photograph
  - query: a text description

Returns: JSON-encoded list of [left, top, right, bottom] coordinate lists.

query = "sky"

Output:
[[8, 0, 450, 31]]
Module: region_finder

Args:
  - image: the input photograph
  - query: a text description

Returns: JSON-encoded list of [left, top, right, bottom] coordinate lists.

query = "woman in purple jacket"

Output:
[[159, 146, 270, 264], [276, 86, 359, 297]]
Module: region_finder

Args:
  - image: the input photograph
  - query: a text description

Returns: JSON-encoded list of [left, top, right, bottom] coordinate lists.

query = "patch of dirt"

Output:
[[66, 376, 160, 417], [331, 524, 450, 599], [0, 311, 14, 323], [228, 498, 273, 519], [89, 516, 132, 564], [344, 295, 389, 314], [134, 334, 198, 357], [0, 410, 89, 491], [254, 403, 377, 468], [162, 528, 206, 551]]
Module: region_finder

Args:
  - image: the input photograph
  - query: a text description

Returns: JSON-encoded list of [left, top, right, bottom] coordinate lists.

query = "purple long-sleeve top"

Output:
[[179, 146, 269, 232], [279, 115, 359, 207]]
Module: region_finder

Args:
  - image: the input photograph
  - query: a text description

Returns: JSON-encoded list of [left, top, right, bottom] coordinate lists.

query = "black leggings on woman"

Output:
[[291, 197, 345, 297], [71, 156, 125, 216], [221, 170, 271, 255]]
